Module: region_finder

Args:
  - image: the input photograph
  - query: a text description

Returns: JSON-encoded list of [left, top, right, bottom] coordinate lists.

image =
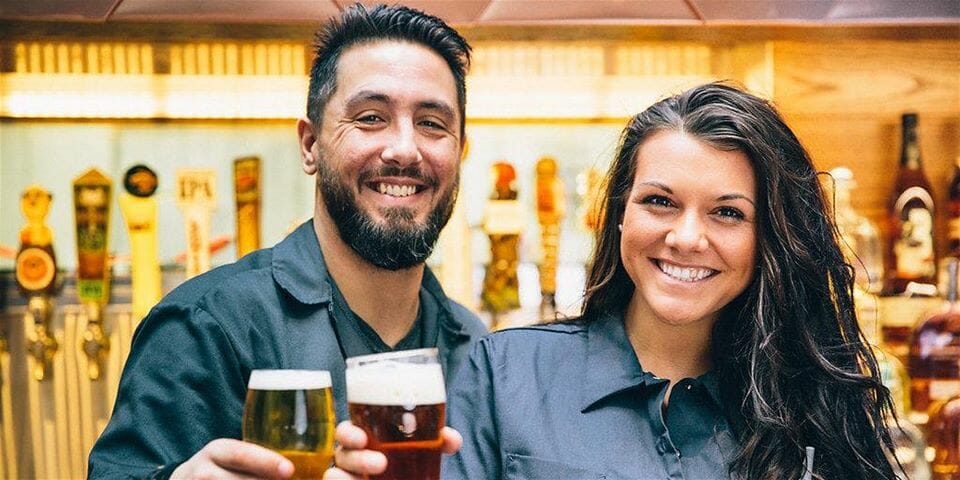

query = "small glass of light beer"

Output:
[[346, 348, 446, 480], [242, 369, 335, 479]]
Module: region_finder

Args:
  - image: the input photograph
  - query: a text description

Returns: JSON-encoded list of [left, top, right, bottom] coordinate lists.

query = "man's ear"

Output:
[[297, 117, 319, 175]]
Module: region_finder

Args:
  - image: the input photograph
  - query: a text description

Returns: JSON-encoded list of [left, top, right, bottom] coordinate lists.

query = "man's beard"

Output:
[[317, 158, 458, 270]]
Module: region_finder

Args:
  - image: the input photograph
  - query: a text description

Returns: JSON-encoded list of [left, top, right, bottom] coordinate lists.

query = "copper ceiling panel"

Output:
[[0, 0, 120, 21], [110, 0, 341, 23], [693, 0, 960, 23], [826, 0, 960, 22], [357, 1, 492, 24], [692, 0, 835, 22], [480, 0, 698, 24]]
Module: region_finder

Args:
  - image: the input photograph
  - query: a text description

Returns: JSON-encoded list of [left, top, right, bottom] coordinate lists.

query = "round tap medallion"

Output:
[[124, 164, 158, 198]]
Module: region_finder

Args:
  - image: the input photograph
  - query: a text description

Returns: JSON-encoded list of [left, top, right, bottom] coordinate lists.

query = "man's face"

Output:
[[308, 41, 462, 270]]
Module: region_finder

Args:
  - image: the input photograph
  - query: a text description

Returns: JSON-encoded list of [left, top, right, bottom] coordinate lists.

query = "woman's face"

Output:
[[621, 130, 757, 329]]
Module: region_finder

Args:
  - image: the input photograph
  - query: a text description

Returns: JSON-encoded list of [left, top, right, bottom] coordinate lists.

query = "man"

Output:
[[87, 4, 486, 479]]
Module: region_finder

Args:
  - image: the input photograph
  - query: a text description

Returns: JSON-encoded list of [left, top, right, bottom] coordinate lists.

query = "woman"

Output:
[[329, 82, 897, 480]]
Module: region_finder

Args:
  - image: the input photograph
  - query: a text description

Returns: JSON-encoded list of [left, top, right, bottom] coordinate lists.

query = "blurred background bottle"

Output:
[[885, 113, 937, 296], [949, 157, 960, 258], [927, 391, 960, 479], [829, 167, 884, 294], [855, 286, 931, 480], [909, 259, 960, 418]]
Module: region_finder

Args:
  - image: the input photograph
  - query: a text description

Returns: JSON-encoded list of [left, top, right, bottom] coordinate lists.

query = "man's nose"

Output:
[[665, 212, 708, 252], [381, 122, 421, 166]]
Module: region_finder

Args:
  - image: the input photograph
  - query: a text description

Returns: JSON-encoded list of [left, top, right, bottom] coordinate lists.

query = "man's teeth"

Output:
[[657, 261, 714, 282], [378, 183, 416, 198]]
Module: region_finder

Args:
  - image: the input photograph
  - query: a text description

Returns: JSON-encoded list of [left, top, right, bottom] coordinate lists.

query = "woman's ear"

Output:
[[297, 117, 319, 175]]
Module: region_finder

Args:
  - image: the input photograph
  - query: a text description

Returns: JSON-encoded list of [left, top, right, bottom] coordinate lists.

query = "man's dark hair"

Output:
[[307, 3, 471, 137]]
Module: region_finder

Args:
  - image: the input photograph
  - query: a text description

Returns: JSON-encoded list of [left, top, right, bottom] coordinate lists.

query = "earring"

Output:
[[618, 223, 623, 232]]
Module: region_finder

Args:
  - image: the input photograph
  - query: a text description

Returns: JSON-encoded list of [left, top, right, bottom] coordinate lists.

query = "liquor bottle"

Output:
[[949, 157, 960, 258], [856, 287, 932, 479], [829, 167, 884, 293], [928, 392, 960, 479], [908, 259, 960, 417], [885, 113, 937, 296]]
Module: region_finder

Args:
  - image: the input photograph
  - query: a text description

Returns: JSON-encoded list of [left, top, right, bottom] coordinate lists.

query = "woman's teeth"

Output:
[[657, 260, 715, 282]]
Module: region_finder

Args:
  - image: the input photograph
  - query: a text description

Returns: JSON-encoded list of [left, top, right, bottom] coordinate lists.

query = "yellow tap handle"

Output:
[[234, 156, 261, 258], [120, 164, 162, 321]]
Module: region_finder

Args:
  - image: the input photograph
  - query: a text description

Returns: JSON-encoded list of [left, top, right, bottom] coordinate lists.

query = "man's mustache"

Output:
[[360, 165, 438, 188]]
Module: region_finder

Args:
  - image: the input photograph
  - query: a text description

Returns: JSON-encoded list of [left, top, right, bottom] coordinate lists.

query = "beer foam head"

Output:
[[247, 370, 332, 390], [346, 362, 446, 405]]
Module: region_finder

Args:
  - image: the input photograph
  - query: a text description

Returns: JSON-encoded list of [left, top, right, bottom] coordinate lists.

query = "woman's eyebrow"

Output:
[[716, 193, 756, 207]]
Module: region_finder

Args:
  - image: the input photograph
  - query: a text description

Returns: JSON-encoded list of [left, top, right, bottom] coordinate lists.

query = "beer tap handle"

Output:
[[26, 296, 57, 381], [82, 304, 110, 381]]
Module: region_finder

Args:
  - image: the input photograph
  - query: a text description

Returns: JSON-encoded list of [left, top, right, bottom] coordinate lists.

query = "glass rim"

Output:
[[345, 347, 439, 368], [247, 369, 332, 390]]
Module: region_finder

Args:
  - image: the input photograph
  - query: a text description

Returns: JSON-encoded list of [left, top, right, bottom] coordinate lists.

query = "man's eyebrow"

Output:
[[343, 91, 457, 121], [343, 90, 391, 111], [418, 100, 456, 121]]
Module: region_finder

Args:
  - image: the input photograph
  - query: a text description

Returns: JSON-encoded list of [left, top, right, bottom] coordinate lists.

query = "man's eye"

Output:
[[641, 195, 673, 208], [419, 119, 444, 130], [356, 115, 383, 124]]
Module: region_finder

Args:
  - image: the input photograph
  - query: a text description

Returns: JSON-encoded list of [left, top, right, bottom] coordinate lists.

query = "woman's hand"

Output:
[[323, 421, 463, 479]]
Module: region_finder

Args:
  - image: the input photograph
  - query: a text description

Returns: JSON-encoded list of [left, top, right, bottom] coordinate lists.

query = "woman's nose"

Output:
[[665, 213, 708, 252]]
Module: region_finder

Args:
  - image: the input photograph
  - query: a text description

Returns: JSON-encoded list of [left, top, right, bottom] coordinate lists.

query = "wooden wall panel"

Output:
[[772, 39, 960, 262]]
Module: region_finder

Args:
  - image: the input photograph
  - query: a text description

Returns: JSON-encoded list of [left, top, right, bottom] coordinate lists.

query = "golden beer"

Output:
[[242, 370, 335, 479], [346, 348, 446, 480]]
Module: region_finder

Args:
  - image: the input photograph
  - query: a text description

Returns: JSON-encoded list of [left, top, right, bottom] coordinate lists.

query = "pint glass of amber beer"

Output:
[[346, 348, 446, 480], [242, 370, 335, 479]]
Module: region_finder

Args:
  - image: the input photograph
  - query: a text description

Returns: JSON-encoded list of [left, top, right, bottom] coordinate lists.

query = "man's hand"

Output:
[[171, 438, 294, 480], [323, 421, 463, 480]]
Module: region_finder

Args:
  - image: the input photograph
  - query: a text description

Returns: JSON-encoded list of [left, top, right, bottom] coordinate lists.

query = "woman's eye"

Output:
[[641, 195, 673, 208], [715, 206, 745, 220]]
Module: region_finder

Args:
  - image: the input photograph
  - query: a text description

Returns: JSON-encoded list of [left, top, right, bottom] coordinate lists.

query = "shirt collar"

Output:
[[271, 220, 332, 305], [420, 265, 473, 345], [579, 312, 724, 412], [580, 312, 650, 412], [271, 219, 473, 342]]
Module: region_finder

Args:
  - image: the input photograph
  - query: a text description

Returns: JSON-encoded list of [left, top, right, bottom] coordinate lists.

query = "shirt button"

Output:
[[686, 384, 692, 390], [655, 439, 666, 454]]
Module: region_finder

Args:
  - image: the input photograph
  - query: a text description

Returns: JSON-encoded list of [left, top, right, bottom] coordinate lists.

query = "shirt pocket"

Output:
[[504, 453, 608, 480]]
